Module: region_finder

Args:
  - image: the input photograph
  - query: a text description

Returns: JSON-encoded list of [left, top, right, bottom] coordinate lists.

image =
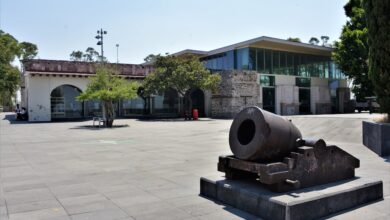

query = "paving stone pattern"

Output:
[[0, 113, 389, 220]]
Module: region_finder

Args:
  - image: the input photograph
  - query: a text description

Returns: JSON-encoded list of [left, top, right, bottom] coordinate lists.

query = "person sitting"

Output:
[[20, 107, 28, 120], [15, 104, 22, 120]]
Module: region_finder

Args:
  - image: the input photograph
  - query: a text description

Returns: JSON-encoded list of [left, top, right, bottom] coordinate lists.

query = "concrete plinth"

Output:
[[200, 176, 383, 220], [363, 121, 390, 156]]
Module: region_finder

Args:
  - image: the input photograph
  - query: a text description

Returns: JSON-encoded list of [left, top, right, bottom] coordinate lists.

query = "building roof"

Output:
[[172, 49, 208, 57], [173, 36, 333, 57], [22, 59, 153, 79]]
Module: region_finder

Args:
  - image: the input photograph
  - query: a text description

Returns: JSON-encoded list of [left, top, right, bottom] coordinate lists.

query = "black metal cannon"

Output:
[[218, 106, 360, 192]]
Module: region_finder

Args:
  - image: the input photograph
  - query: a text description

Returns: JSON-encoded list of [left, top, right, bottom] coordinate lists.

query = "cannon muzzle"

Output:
[[229, 106, 302, 161]]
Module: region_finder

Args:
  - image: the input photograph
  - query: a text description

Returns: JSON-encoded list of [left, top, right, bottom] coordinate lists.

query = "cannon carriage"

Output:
[[218, 106, 360, 192]]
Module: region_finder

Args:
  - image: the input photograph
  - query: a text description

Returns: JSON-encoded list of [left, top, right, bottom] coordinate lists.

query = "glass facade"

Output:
[[122, 97, 147, 116], [153, 89, 179, 114], [50, 85, 83, 119], [260, 75, 276, 113], [201, 47, 345, 79]]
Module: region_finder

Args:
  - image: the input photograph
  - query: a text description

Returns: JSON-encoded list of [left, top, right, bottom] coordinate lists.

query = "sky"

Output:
[[1, 0, 349, 64]]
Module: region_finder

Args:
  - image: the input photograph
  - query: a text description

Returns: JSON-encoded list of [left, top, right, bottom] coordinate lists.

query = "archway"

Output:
[[185, 89, 205, 117], [50, 85, 84, 120]]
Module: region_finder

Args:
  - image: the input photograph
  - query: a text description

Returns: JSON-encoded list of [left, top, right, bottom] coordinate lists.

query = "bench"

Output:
[[93, 117, 106, 127]]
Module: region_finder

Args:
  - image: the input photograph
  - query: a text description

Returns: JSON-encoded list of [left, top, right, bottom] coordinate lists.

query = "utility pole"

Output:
[[95, 29, 107, 62], [116, 44, 119, 64]]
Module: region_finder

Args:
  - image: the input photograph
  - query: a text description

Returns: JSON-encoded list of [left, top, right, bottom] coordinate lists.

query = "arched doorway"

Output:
[[186, 89, 205, 117], [50, 85, 84, 120]]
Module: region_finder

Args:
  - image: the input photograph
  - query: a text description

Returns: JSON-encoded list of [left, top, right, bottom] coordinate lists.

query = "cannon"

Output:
[[218, 106, 360, 192], [229, 106, 302, 162]]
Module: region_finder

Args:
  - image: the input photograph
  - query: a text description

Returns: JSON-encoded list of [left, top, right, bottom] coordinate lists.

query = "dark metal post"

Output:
[[95, 29, 107, 62]]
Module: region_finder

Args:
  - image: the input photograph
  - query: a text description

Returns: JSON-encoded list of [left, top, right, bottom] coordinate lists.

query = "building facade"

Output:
[[21, 36, 349, 122], [175, 36, 349, 117]]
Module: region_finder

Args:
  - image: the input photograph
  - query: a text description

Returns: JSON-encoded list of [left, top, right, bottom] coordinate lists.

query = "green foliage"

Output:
[[19, 42, 38, 60], [143, 54, 220, 112], [309, 37, 320, 45], [78, 65, 138, 102], [0, 30, 38, 107], [143, 54, 221, 97], [84, 47, 99, 62], [333, 0, 374, 102], [287, 37, 301, 43], [320, 36, 330, 46], [77, 65, 138, 127], [364, 0, 390, 120], [70, 47, 107, 62], [70, 50, 84, 61]]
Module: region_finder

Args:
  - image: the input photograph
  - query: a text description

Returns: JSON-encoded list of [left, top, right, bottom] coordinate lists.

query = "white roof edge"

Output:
[[172, 49, 208, 56]]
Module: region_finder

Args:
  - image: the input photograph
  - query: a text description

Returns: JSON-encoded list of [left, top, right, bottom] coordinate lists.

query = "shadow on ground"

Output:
[[70, 124, 129, 130], [136, 118, 216, 122], [2, 114, 91, 125], [2, 114, 30, 125]]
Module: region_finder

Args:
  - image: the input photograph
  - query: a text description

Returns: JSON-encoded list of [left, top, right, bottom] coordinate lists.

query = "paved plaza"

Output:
[[0, 112, 389, 220]]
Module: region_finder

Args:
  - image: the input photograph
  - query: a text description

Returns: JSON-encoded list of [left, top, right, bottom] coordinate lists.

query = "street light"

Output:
[[95, 28, 107, 62], [116, 44, 119, 64]]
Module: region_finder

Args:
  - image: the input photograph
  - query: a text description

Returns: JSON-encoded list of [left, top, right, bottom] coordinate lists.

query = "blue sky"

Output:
[[1, 0, 348, 64]]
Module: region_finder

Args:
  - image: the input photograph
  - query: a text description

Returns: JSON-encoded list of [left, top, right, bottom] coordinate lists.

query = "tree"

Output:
[[309, 37, 320, 45], [77, 65, 138, 127], [19, 42, 38, 60], [143, 54, 221, 114], [70, 50, 84, 61], [83, 47, 100, 62], [364, 0, 390, 121], [0, 30, 37, 108], [320, 36, 330, 46], [137, 87, 148, 114], [287, 37, 301, 43], [333, 0, 374, 102]]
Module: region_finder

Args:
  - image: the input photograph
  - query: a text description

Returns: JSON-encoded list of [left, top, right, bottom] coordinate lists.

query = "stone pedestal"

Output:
[[363, 121, 390, 156], [200, 176, 383, 220]]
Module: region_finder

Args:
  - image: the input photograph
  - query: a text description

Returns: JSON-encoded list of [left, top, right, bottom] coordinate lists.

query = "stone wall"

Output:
[[211, 70, 260, 118]]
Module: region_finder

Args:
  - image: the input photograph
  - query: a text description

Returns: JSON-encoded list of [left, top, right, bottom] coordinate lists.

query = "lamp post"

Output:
[[116, 44, 119, 64], [95, 28, 107, 62]]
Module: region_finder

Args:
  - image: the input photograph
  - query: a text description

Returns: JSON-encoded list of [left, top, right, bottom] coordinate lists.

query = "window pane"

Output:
[[265, 50, 272, 74], [296, 77, 311, 87], [240, 48, 249, 70], [256, 49, 264, 73], [260, 75, 275, 87], [273, 51, 280, 74], [279, 52, 286, 75], [249, 48, 256, 71], [286, 53, 294, 75]]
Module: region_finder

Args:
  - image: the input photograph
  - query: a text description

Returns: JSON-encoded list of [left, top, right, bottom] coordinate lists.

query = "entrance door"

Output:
[[299, 88, 311, 114], [262, 88, 275, 113], [190, 89, 205, 117]]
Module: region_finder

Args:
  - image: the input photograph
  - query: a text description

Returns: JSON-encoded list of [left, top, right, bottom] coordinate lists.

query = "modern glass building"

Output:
[[175, 36, 349, 117]]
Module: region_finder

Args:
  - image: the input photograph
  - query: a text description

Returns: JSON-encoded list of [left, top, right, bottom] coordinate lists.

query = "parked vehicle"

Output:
[[354, 97, 380, 113]]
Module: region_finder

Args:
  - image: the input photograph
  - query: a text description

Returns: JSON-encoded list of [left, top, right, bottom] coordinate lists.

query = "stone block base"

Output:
[[363, 121, 390, 156], [200, 176, 383, 220]]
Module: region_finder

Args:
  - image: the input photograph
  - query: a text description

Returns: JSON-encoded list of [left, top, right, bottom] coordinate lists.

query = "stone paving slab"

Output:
[[0, 112, 389, 220]]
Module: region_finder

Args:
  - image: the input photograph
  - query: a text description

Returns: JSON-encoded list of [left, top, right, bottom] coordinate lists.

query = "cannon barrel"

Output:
[[229, 106, 302, 161]]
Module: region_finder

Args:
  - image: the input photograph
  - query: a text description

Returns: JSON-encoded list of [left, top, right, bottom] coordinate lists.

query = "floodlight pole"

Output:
[[95, 28, 107, 62]]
